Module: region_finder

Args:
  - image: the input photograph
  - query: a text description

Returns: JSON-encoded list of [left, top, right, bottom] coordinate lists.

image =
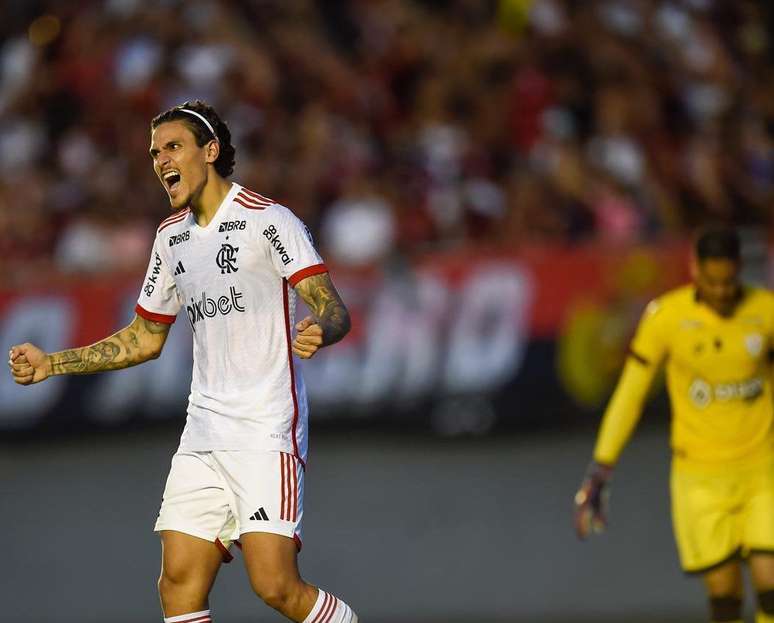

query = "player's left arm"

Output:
[[292, 272, 351, 359]]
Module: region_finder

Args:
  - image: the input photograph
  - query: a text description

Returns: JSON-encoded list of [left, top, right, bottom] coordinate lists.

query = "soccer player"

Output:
[[574, 228, 774, 623], [8, 101, 358, 623]]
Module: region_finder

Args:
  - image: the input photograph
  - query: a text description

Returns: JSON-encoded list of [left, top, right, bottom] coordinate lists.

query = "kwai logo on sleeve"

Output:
[[262, 224, 294, 266], [144, 252, 163, 296]]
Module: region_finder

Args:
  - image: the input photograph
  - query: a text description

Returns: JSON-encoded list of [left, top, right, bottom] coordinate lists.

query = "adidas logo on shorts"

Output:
[[249, 507, 269, 521]]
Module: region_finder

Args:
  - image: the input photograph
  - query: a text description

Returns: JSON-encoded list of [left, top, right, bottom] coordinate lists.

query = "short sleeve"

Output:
[[135, 236, 180, 323], [262, 204, 327, 286], [630, 299, 669, 365]]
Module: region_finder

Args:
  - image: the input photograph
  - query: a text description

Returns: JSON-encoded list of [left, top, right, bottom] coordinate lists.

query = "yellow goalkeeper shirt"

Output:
[[594, 285, 774, 465]]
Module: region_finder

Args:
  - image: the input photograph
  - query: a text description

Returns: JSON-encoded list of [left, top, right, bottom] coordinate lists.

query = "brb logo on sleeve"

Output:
[[216, 243, 239, 274]]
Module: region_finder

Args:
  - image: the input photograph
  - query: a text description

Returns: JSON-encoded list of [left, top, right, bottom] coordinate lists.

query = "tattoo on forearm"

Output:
[[51, 340, 128, 375], [295, 273, 351, 345], [49, 316, 169, 375]]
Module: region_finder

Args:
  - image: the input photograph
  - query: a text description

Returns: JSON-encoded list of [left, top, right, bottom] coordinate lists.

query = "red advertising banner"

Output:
[[0, 243, 769, 433]]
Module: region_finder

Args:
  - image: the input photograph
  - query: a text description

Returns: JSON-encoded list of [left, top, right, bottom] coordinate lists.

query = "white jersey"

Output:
[[136, 183, 326, 463]]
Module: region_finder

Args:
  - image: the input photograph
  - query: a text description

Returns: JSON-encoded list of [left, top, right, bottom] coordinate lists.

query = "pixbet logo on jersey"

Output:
[[216, 243, 239, 274], [263, 224, 294, 265], [144, 252, 163, 296], [185, 286, 246, 329]]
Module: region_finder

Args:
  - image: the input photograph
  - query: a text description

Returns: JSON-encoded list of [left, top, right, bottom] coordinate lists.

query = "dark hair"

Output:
[[695, 227, 741, 262], [151, 100, 236, 178]]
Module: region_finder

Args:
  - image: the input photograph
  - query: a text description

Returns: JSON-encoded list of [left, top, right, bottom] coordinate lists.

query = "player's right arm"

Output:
[[8, 314, 170, 385], [574, 298, 669, 539], [10, 224, 180, 385]]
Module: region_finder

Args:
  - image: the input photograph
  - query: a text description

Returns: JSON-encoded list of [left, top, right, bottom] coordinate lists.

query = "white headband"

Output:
[[179, 108, 217, 139]]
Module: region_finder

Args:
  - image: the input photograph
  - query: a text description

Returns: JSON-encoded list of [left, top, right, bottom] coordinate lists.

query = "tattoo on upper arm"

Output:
[[294, 273, 351, 345], [142, 318, 169, 335]]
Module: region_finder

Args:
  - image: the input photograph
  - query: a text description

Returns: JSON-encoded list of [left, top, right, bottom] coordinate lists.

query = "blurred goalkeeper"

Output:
[[574, 228, 774, 623]]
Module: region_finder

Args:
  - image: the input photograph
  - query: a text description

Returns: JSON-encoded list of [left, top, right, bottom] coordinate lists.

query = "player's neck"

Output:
[[189, 175, 232, 227]]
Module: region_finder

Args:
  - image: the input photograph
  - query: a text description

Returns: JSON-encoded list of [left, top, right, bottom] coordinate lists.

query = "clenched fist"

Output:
[[292, 316, 324, 359], [8, 343, 51, 385]]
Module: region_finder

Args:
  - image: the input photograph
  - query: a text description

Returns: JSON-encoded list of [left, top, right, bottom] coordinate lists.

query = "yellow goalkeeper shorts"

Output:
[[670, 450, 774, 574]]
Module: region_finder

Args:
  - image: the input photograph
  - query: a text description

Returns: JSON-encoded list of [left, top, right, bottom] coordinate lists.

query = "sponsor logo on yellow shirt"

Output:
[[689, 377, 764, 409]]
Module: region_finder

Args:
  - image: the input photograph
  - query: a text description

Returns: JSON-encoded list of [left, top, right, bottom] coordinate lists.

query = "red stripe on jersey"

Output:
[[312, 593, 332, 623], [215, 538, 233, 563], [236, 190, 271, 206], [135, 304, 176, 324], [282, 280, 302, 464], [158, 208, 188, 228], [318, 594, 337, 623], [288, 263, 328, 288], [234, 196, 268, 211], [280, 452, 287, 521], [240, 187, 273, 204], [324, 596, 339, 623], [157, 208, 190, 232]]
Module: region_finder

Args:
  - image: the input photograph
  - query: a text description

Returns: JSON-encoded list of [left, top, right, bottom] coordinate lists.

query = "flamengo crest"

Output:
[[216, 243, 239, 274]]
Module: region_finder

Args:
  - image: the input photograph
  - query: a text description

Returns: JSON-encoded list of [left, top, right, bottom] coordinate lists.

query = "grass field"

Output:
[[3, 424, 716, 622]]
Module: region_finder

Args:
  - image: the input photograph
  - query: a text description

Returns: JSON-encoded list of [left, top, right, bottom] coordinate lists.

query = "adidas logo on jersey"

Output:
[[173, 261, 185, 276], [249, 507, 269, 521]]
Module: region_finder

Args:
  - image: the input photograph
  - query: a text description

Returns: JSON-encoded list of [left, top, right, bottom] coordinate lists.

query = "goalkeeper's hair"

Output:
[[151, 100, 236, 178], [695, 227, 741, 262]]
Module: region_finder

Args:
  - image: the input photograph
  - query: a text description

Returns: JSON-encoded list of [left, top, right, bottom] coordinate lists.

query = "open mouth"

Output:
[[162, 170, 182, 194]]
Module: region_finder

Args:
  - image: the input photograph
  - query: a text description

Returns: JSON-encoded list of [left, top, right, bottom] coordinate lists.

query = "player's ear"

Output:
[[205, 139, 220, 165]]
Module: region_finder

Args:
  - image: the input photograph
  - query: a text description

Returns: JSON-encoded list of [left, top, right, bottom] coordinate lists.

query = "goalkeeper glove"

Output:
[[574, 461, 613, 540]]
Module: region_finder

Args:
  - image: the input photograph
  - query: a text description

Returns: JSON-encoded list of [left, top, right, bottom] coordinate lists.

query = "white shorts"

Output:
[[154, 450, 304, 561]]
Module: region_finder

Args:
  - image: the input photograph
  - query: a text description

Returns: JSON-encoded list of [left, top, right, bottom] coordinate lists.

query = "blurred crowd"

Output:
[[0, 0, 772, 277]]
